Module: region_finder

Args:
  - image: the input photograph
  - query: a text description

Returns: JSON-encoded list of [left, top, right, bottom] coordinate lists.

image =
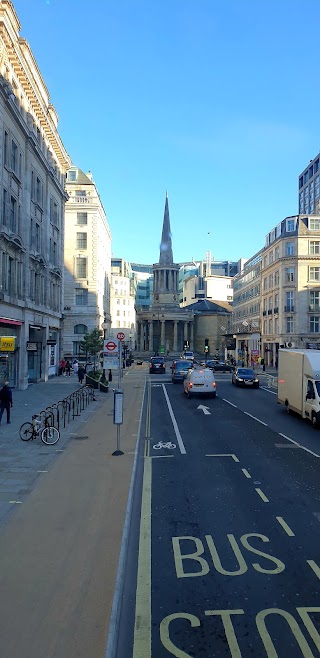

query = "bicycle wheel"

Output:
[[41, 426, 60, 445], [19, 422, 34, 441]]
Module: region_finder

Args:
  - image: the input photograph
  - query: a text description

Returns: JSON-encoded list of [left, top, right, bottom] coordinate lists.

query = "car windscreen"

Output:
[[151, 359, 164, 364], [237, 369, 254, 376], [175, 361, 193, 370]]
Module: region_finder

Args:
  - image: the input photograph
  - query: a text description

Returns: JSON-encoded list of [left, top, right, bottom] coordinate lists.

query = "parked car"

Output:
[[149, 357, 166, 374], [183, 368, 217, 398], [232, 367, 259, 388], [171, 359, 194, 383], [212, 361, 232, 372]]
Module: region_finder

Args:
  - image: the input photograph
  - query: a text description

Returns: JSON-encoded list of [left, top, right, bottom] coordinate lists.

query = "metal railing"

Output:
[[29, 384, 96, 432]]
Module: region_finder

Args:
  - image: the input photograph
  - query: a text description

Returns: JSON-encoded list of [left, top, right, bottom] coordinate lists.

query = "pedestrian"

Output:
[[78, 365, 85, 384], [65, 360, 71, 376], [0, 380, 13, 425], [73, 359, 79, 376]]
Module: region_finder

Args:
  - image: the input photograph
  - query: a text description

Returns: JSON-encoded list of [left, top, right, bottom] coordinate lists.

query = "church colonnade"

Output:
[[153, 268, 179, 292], [137, 318, 194, 353]]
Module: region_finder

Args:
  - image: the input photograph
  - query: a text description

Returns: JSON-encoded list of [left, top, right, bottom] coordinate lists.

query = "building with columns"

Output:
[[136, 194, 194, 354]]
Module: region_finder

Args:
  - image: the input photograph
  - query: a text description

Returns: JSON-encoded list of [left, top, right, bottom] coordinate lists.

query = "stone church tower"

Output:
[[153, 192, 180, 307]]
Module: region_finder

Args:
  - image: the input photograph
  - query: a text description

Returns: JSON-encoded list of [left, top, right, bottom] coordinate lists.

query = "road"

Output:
[[111, 369, 320, 657]]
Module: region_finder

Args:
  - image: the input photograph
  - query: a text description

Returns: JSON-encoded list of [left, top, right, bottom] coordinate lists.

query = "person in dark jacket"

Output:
[[0, 381, 13, 425], [78, 365, 85, 384]]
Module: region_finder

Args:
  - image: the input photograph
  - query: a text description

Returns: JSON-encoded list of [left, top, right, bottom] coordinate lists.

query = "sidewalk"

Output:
[[0, 363, 147, 658]]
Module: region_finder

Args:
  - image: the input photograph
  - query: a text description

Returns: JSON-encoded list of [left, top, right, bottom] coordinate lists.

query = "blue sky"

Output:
[[13, 0, 320, 265]]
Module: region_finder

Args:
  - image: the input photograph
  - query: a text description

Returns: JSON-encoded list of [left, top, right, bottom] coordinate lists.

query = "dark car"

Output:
[[149, 357, 166, 374], [212, 361, 232, 372], [171, 359, 194, 383], [232, 367, 259, 387]]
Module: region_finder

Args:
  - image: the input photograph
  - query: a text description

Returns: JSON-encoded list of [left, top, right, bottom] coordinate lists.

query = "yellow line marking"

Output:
[[241, 468, 251, 478], [255, 488, 269, 503], [276, 516, 295, 536], [206, 454, 239, 462], [133, 456, 151, 657], [151, 454, 174, 458], [307, 560, 320, 579]]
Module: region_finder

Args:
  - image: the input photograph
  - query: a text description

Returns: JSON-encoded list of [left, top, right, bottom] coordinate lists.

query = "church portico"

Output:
[[136, 314, 194, 355]]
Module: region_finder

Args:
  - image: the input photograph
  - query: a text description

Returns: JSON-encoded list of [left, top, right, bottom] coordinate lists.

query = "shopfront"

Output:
[[0, 319, 22, 387]]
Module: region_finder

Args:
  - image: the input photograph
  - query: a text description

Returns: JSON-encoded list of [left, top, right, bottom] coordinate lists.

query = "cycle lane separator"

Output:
[[104, 379, 147, 658], [161, 384, 186, 455]]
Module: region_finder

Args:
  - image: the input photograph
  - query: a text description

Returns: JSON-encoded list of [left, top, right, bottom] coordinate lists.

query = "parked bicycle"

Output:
[[19, 414, 60, 445]]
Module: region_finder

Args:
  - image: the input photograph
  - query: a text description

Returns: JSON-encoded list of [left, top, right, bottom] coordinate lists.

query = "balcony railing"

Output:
[[274, 307, 279, 314], [267, 309, 273, 315], [284, 305, 294, 312]]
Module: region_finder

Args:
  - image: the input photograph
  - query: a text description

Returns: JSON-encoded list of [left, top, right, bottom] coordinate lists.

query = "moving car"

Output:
[[212, 361, 232, 372], [182, 351, 195, 361], [171, 359, 194, 383], [183, 368, 216, 398], [149, 357, 166, 374], [232, 367, 259, 387]]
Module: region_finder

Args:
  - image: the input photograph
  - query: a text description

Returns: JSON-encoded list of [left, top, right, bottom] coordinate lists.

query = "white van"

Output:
[[278, 348, 320, 427], [183, 368, 216, 398]]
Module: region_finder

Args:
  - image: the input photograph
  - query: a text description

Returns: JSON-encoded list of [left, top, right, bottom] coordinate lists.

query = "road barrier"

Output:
[[29, 384, 96, 432]]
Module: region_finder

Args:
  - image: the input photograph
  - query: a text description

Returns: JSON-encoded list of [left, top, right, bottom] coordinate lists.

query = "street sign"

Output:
[[104, 339, 117, 353], [103, 356, 119, 370], [117, 332, 125, 341], [113, 389, 124, 425]]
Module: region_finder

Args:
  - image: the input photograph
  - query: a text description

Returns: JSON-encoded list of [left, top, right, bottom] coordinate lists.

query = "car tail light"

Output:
[[189, 382, 193, 388], [212, 382, 216, 388]]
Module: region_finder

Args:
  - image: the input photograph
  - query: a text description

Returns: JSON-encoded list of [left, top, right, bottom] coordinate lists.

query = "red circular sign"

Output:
[[106, 340, 117, 351], [117, 332, 125, 341]]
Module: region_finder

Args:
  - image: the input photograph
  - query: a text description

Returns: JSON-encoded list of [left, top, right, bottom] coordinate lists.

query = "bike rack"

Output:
[[29, 384, 97, 433]]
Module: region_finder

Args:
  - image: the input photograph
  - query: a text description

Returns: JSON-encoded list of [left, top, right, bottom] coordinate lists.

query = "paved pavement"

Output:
[[0, 362, 147, 658]]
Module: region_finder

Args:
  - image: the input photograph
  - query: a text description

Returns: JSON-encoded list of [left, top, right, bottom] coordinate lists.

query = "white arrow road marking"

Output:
[[197, 405, 211, 415]]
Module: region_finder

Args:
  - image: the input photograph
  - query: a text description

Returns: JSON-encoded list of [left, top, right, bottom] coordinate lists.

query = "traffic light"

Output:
[[184, 340, 189, 350], [204, 346, 209, 353], [205, 338, 209, 347]]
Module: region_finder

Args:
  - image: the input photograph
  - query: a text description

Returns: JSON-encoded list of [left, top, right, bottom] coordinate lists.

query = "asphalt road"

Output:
[[114, 371, 320, 657]]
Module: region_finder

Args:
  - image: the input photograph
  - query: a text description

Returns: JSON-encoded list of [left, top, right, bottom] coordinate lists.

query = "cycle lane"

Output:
[[131, 382, 320, 657]]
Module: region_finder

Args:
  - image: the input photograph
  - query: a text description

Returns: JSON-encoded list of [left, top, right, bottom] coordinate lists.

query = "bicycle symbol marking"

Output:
[[153, 441, 176, 450]]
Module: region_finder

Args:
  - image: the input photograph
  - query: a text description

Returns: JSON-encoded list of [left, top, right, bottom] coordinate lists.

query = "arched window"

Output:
[[74, 324, 87, 335]]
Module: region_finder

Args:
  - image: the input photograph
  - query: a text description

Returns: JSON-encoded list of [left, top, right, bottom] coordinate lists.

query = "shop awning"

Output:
[[0, 318, 23, 326]]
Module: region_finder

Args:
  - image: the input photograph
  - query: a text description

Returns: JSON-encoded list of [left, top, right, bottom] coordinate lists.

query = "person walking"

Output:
[[78, 365, 85, 384], [73, 359, 79, 376], [0, 381, 13, 425], [65, 360, 72, 376]]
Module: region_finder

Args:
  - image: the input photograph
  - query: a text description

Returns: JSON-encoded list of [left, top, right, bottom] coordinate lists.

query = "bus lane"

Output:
[[132, 383, 320, 657]]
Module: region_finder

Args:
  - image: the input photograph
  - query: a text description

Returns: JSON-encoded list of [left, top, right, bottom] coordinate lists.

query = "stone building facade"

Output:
[[63, 167, 112, 359], [0, 1, 71, 388]]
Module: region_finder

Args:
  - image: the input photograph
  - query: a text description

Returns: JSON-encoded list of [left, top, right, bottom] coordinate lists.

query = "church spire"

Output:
[[159, 192, 173, 265]]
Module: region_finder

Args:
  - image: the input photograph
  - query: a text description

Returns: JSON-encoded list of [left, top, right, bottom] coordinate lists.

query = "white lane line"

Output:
[[223, 399, 238, 408], [151, 455, 174, 459], [260, 387, 277, 395], [278, 433, 320, 459], [241, 468, 251, 479], [162, 385, 186, 455], [255, 488, 269, 503], [307, 560, 320, 580], [276, 516, 295, 537], [244, 412, 267, 426]]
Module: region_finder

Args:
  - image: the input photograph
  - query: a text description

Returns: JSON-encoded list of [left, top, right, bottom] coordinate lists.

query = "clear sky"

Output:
[[12, 0, 320, 265]]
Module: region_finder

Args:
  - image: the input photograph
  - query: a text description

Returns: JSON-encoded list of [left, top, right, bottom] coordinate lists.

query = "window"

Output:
[[9, 196, 16, 232], [286, 218, 296, 232], [269, 252, 274, 264], [286, 316, 294, 333], [275, 247, 279, 260], [309, 218, 320, 230], [274, 294, 279, 311], [269, 274, 273, 288], [117, 299, 120, 305], [310, 291, 320, 311], [263, 277, 267, 291], [268, 319, 273, 333], [67, 169, 77, 182], [310, 316, 320, 333], [275, 270, 279, 286], [77, 212, 87, 225], [309, 267, 320, 281], [116, 310, 120, 316], [75, 190, 86, 197], [76, 257, 87, 278], [285, 291, 294, 312], [286, 242, 294, 256], [50, 199, 59, 227], [285, 267, 294, 282], [310, 241, 320, 255], [11, 140, 17, 172], [4, 131, 8, 166], [76, 232, 87, 249], [75, 288, 88, 305], [264, 256, 267, 268], [74, 324, 88, 334], [36, 176, 42, 205], [268, 296, 273, 310], [35, 223, 40, 252], [2, 189, 8, 226]]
